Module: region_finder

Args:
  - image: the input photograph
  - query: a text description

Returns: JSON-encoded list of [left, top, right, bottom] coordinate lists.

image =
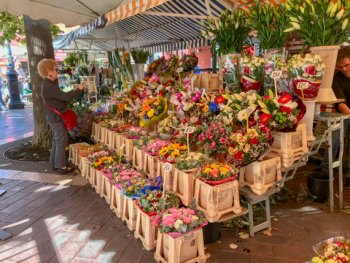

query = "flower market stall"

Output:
[[64, 1, 350, 262]]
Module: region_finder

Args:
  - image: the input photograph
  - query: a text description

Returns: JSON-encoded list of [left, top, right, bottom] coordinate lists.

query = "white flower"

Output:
[[174, 219, 183, 229], [237, 110, 249, 122]]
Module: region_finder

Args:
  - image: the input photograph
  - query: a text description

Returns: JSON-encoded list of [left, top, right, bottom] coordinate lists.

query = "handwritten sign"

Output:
[[185, 126, 195, 134], [163, 163, 173, 172], [117, 120, 125, 125], [297, 82, 309, 90], [271, 70, 283, 79]]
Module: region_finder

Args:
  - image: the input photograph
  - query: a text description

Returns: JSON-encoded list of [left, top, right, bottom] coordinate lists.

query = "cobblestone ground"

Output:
[[1, 175, 350, 263]]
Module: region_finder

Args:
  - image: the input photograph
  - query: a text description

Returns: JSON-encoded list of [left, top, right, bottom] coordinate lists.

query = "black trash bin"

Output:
[[203, 222, 221, 244], [307, 172, 329, 203]]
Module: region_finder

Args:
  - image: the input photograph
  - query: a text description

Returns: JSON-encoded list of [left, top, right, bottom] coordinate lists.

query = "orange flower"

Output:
[[142, 104, 151, 111], [210, 168, 219, 177]]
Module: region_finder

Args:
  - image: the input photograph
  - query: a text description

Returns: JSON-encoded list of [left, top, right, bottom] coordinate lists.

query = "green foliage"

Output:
[[200, 9, 250, 55], [64, 52, 84, 66], [0, 12, 24, 45], [285, 0, 350, 46], [249, 1, 289, 50], [50, 24, 63, 38], [131, 49, 150, 64]]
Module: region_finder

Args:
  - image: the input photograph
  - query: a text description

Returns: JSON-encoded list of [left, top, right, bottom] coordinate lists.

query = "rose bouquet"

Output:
[[196, 121, 231, 158], [133, 135, 151, 150], [144, 139, 170, 156], [256, 91, 305, 131], [226, 124, 273, 167], [157, 115, 181, 138], [152, 207, 207, 236], [175, 152, 207, 171], [199, 162, 238, 185], [240, 56, 265, 92], [124, 126, 145, 139], [311, 237, 350, 263], [137, 190, 181, 216], [139, 96, 168, 127], [158, 143, 187, 163], [288, 53, 325, 100]]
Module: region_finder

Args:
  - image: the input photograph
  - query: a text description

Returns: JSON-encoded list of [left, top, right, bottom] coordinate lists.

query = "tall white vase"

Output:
[[300, 100, 316, 142], [310, 46, 339, 103], [133, 63, 145, 81]]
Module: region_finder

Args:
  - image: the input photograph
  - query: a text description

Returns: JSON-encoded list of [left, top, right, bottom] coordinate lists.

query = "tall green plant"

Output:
[[284, 0, 350, 46], [200, 9, 251, 55], [249, 1, 289, 50], [131, 49, 150, 64]]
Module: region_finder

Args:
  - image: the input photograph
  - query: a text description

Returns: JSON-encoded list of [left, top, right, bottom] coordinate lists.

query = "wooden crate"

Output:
[[156, 160, 174, 191], [172, 168, 198, 206], [110, 185, 124, 218], [80, 157, 91, 178], [122, 196, 138, 231], [91, 122, 100, 142], [143, 153, 158, 179], [133, 148, 144, 171], [194, 179, 241, 223], [90, 169, 101, 194], [199, 73, 223, 94], [124, 137, 134, 162], [240, 156, 282, 195], [99, 126, 108, 144], [105, 129, 115, 148], [134, 202, 158, 251], [154, 229, 206, 263], [100, 173, 112, 204], [110, 132, 124, 151]]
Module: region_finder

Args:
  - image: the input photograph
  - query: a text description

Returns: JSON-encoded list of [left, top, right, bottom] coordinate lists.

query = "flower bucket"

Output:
[[154, 228, 206, 263], [172, 168, 198, 206], [110, 185, 124, 218], [134, 201, 158, 251], [194, 179, 241, 222], [293, 78, 321, 100], [219, 53, 241, 93]]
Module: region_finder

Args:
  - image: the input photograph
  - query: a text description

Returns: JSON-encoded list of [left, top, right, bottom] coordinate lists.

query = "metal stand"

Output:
[[312, 113, 350, 213]]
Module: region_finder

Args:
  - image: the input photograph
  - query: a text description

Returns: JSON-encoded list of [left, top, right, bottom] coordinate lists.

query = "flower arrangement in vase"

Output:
[[152, 207, 207, 236], [144, 139, 170, 156], [158, 143, 187, 163], [198, 162, 238, 185], [240, 56, 265, 92], [175, 152, 207, 171], [287, 53, 325, 100], [226, 124, 273, 167], [137, 190, 181, 216]]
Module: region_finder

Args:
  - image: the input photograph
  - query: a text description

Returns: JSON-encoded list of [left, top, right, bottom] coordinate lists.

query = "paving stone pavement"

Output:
[[1, 175, 350, 263]]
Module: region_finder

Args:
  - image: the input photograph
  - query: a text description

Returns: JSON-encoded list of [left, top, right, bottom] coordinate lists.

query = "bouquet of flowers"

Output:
[[175, 152, 207, 171], [133, 135, 151, 149], [256, 91, 305, 131], [240, 56, 265, 92], [199, 162, 238, 185], [139, 96, 168, 127], [157, 115, 181, 138], [288, 53, 325, 100], [311, 236, 350, 263], [158, 55, 179, 78], [177, 53, 198, 75], [196, 121, 231, 158], [124, 126, 145, 139], [152, 207, 207, 236], [144, 139, 170, 156], [226, 124, 273, 167], [137, 190, 181, 216], [146, 57, 163, 77], [158, 143, 187, 163]]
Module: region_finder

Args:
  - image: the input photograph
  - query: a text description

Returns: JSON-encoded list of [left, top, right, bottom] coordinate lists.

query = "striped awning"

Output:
[[54, 0, 282, 52]]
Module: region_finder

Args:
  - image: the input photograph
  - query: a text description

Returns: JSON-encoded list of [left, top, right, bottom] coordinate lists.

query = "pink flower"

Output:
[[198, 133, 205, 141], [183, 216, 192, 224], [211, 141, 216, 147], [171, 211, 182, 219], [219, 137, 228, 144], [152, 214, 161, 226], [184, 208, 195, 215], [162, 215, 175, 227]]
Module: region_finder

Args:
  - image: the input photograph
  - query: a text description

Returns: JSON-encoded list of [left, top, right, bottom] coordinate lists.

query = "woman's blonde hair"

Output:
[[37, 59, 57, 78]]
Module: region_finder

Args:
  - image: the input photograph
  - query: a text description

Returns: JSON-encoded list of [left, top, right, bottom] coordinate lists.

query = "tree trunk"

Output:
[[24, 15, 54, 148]]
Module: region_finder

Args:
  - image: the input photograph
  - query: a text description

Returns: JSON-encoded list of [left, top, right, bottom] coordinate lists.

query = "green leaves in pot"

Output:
[[131, 49, 150, 64]]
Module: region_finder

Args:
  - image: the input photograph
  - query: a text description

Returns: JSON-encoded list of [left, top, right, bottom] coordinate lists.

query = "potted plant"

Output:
[[200, 9, 250, 92], [284, 0, 350, 101], [131, 49, 150, 81], [198, 162, 238, 185]]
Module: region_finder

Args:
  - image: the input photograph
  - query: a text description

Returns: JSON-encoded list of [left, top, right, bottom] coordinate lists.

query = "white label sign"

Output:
[[120, 144, 125, 150], [185, 126, 195, 134], [163, 163, 173, 172], [297, 82, 309, 90], [271, 70, 283, 79]]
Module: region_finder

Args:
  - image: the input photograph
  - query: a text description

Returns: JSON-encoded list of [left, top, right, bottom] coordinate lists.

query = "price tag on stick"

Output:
[[162, 163, 173, 195], [297, 82, 309, 101], [185, 126, 195, 155], [271, 70, 283, 97]]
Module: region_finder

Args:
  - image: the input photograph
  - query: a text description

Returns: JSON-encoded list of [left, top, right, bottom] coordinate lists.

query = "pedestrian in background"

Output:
[[0, 75, 8, 111]]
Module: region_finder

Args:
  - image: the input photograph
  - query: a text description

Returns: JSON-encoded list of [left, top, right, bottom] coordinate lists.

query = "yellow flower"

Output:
[[219, 167, 229, 175], [228, 147, 235, 155], [159, 147, 169, 156], [211, 163, 219, 169], [172, 143, 180, 149], [147, 109, 155, 118], [171, 149, 180, 159], [127, 186, 133, 191], [179, 145, 187, 151], [203, 105, 209, 113], [203, 168, 211, 174]]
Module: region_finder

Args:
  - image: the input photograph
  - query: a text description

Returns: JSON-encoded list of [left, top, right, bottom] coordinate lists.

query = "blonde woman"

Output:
[[38, 59, 84, 174]]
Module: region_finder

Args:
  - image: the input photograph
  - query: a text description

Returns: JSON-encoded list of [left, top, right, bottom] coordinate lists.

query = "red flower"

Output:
[[158, 90, 165, 97], [235, 151, 243, 161], [250, 138, 259, 145], [305, 65, 315, 76], [259, 113, 272, 125], [280, 106, 291, 114], [214, 95, 226, 105], [263, 95, 271, 100], [243, 67, 250, 75], [278, 93, 292, 104]]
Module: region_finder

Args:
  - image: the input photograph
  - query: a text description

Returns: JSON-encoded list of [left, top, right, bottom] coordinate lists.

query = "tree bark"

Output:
[[23, 15, 54, 148]]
